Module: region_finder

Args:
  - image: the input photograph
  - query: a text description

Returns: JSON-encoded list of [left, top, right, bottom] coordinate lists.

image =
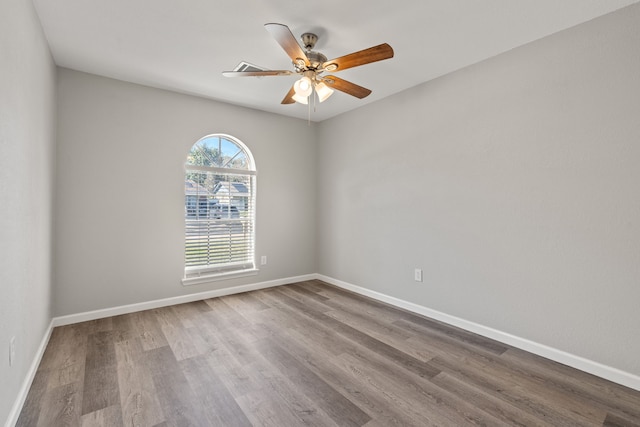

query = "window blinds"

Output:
[[184, 169, 255, 277]]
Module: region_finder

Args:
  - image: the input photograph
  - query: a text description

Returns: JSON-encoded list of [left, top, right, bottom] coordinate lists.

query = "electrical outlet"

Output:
[[414, 268, 423, 282], [260, 255, 267, 265], [9, 336, 15, 367]]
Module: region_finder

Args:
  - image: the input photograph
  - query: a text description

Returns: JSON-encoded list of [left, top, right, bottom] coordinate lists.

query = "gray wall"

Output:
[[0, 0, 56, 422], [54, 69, 317, 316], [317, 4, 640, 377]]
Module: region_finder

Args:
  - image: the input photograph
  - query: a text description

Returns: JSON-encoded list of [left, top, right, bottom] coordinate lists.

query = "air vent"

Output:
[[234, 62, 267, 73]]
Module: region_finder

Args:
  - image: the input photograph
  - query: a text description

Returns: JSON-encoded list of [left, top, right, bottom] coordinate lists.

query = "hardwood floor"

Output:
[[17, 280, 640, 426]]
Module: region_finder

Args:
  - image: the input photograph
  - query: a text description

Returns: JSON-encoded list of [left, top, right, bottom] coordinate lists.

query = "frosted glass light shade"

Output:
[[315, 82, 334, 103], [293, 77, 313, 97], [292, 93, 309, 104]]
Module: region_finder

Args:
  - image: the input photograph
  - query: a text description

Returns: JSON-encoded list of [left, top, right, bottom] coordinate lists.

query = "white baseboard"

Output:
[[52, 273, 316, 327], [5, 320, 54, 427], [316, 274, 640, 392]]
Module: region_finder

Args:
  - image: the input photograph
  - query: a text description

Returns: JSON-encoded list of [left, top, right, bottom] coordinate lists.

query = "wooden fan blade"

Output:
[[321, 76, 372, 99], [281, 85, 296, 104], [222, 70, 293, 77], [322, 43, 394, 72], [264, 23, 310, 68]]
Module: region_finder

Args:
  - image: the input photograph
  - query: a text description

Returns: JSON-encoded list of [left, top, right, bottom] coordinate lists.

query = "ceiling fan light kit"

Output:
[[292, 70, 334, 104], [222, 23, 394, 109]]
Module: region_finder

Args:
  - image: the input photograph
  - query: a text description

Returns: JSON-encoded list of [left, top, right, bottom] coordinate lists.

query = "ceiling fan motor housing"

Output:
[[305, 51, 327, 70]]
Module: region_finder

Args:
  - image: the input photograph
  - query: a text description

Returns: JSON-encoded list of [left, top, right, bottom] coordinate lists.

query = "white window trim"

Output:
[[182, 267, 259, 286]]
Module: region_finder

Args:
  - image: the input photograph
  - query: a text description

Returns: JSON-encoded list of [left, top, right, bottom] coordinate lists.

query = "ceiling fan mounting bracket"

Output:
[[301, 32, 318, 51]]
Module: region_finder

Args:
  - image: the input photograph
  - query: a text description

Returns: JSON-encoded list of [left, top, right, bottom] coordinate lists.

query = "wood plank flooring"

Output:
[[17, 280, 640, 426]]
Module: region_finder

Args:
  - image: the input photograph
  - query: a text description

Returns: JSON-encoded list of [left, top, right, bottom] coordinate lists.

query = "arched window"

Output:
[[183, 134, 256, 284]]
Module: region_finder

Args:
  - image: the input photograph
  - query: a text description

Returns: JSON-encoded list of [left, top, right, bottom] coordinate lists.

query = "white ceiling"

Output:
[[33, 0, 639, 122]]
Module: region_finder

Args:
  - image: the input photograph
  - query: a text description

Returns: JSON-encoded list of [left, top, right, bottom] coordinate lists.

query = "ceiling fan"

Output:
[[222, 23, 394, 105]]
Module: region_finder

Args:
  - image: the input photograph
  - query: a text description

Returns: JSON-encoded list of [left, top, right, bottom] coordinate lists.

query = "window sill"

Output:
[[182, 268, 259, 286]]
